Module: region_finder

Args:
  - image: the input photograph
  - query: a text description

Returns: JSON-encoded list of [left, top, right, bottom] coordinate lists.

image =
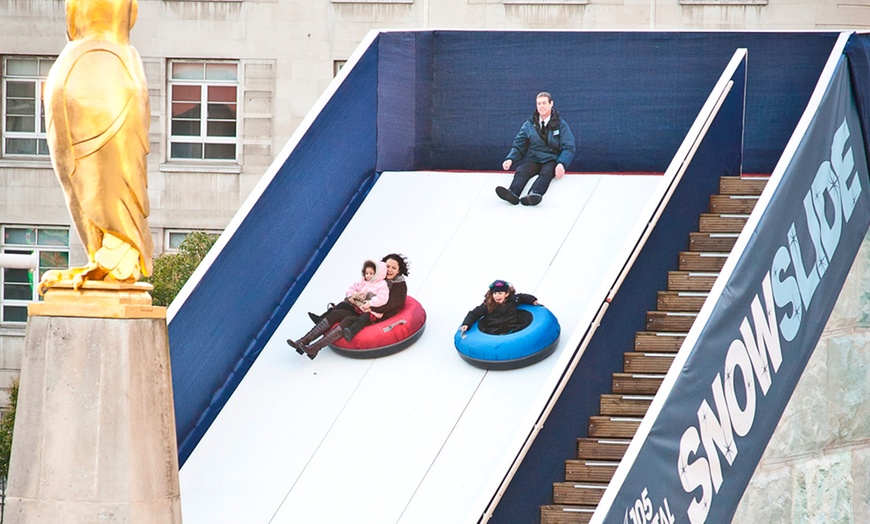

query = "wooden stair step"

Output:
[[624, 352, 675, 374], [601, 394, 654, 416], [709, 194, 760, 214], [678, 251, 727, 271], [699, 213, 749, 233], [646, 311, 696, 332], [553, 481, 608, 506], [541, 504, 595, 524], [719, 176, 769, 196], [589, 416, 642, 438], [613, 373, 665, 394], [543, 174, 772, 521], [657, 290, 707, 312], [668, 271, 717, 292], [689, 232, 739, 252], [566, 459, 619, 482], [635, 331, 685, 352], [577, 437, 631, 460]]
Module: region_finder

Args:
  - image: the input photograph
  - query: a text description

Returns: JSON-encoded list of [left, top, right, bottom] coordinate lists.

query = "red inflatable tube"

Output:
[[330, 296, 426, 358]]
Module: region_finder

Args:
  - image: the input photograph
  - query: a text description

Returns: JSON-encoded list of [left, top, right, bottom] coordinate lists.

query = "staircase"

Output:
[[540, 175, 769, 524]]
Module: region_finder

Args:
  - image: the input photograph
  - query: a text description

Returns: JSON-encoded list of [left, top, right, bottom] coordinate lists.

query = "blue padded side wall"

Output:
[[377, 31, 436, 171], [170, 39, 381, 465], [425, 31, 836, 175], [414, 32, 435, 169], [491, 56, 748, 523], [377, 32, 417, 171]]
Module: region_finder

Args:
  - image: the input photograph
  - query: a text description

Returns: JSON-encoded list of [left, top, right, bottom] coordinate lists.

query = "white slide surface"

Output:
[[179, 171, 665, 523]]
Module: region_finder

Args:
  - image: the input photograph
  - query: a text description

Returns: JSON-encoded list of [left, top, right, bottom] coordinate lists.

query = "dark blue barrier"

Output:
[[423, 31, 835, 174], [170, 38, 382, 464]]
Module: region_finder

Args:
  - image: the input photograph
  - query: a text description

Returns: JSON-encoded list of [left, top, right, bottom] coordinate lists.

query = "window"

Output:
[[166, 230, 191, 252], [1, 225, 69, 324], [2, 57, 55, 157], [164, 229, 221, 253], [331, 0, 413, 3], [678, 0, 765, 4], [503, 0, 586, 3], [333, 60, 347, 77], [168, 60, 239, 161]]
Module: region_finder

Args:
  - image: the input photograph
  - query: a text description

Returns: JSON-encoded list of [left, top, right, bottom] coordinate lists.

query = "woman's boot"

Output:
[[342, 315, 369, 341], [308, 303, 335, 324], [300, 325, 343, 360], [287, 318, 331, 355]]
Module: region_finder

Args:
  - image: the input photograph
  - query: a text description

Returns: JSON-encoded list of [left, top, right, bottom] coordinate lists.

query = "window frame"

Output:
[[503, 0, 587, 4], [2, 56, 56, 159], [167, 59, 240, 163], [678, 0, 766, 4], [1, 225, 70, 325], [163, 229, 221, 254], [333, 60, 347, 77], [331, 0, 413, 3]]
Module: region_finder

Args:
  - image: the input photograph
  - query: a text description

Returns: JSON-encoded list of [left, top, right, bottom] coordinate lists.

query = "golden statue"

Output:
[[39, 0, 152, 295]]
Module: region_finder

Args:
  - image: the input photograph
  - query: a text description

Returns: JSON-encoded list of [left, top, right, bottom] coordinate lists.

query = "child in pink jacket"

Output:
[[344, 259, 389, 315], [288, 259, 390, 358]]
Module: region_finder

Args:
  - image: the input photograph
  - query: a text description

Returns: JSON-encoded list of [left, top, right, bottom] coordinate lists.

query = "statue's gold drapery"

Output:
[[40, 0, 152, 295]]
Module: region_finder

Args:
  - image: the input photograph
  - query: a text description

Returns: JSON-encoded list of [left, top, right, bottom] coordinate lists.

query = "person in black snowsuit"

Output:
[[460, 280, 538, 336]]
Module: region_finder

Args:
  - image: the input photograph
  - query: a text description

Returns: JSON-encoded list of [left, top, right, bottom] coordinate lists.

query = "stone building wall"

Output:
[[735, 230, 870, 523]]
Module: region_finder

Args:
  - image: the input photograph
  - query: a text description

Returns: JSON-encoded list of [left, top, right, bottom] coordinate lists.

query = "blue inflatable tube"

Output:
[[454, 304, 561, 370]]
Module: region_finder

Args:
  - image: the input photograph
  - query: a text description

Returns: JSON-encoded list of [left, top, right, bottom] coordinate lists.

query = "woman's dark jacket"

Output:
[[462, 293, 537, 335], [370, 276, 407, 320]]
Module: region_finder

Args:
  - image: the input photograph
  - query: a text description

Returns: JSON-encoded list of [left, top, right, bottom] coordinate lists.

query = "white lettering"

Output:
[[627, 489, 676, 524], [661, 498, 676, 524], [699, 374, 735, 492], [724, 338, 755, 437], [771, 246, 802, 342], [832, 118, 861, 221], [812, 161, 843, 261], [678, 427, 712, 524], [674, 111, 866, 524], [788, 219, 820, 310], [740, 273, 783, 395], [634, 500, 646, 524]]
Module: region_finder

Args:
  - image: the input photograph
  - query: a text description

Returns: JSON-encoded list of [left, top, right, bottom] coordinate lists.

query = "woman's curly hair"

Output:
[[382, 253, 410, 277]]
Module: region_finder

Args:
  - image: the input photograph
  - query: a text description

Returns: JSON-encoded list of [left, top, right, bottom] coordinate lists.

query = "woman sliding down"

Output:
[[288, 253, 411, 360]]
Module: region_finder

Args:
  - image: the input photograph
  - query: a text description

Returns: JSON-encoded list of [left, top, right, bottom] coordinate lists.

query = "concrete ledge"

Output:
[[6, 315, 181, 523], [28, 281, 165, 319]]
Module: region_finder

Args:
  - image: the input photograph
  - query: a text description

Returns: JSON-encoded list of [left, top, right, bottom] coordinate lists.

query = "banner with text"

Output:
[[601, 59, 870, 524]]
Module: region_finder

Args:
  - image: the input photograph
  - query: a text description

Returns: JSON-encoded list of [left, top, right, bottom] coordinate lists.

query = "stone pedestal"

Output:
[[5, 282, 182, 523]]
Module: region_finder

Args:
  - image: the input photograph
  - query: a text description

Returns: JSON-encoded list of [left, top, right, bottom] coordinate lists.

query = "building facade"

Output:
[[2, 1, 869, 370]]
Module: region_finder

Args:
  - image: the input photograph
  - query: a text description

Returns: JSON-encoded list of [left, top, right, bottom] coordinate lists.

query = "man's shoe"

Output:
[[520, 193, 542, 206], [496, 186, 520, 205]]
